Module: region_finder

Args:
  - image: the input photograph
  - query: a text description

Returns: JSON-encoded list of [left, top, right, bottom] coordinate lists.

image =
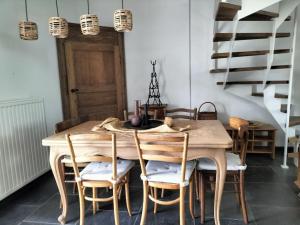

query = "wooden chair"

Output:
[[55, 116, 90, 195], [164, 108, 197, 120], [66, 133, 134, 225], [123, 109, 158, 121], [133, 131, 196, 225], [197, 118, 249, 224]]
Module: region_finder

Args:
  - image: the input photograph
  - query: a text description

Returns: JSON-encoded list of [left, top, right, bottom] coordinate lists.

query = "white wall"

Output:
[[0, 0, 292, 144]]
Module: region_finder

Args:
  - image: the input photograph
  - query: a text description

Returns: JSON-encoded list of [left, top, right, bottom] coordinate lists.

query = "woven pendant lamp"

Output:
[[80, 0, 99, 35], [114, 0, 132, 32], [19, 0, 38, 40], [49, 0, 68, 38]]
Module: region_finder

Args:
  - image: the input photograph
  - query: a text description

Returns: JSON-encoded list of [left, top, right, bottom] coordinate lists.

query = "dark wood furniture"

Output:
[[140, 104, 167, 120], [225, 123, 276, 159], [56, 23, 127, 120]]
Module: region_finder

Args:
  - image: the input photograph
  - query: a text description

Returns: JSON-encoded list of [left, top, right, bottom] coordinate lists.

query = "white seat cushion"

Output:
[[197, 153, 247, 171], [144, 160, 196, 185], [80, 160, 135, 181]]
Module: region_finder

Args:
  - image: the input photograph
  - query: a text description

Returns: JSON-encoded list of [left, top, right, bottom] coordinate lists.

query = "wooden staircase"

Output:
[[211, 1, 300, 168]]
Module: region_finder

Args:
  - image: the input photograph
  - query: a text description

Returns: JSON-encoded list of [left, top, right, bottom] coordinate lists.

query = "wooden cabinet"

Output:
[[225, 123, 276, 159]]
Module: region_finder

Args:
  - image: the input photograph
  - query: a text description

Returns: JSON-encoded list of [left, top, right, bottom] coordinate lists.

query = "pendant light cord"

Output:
[[122, 0, 124, 9], [55, 0, 60, 17], [87, 0, 90, 14], [25, 0, 29, 21]]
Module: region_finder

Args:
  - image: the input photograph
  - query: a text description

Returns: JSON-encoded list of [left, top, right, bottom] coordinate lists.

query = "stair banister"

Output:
[[282, 7, 298, 169], [263, 0, 300, 89], [223, 15, 239, 89]]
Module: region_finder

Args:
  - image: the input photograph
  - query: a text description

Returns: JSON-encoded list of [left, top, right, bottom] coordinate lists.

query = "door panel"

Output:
[[57, 24, 126, 120]]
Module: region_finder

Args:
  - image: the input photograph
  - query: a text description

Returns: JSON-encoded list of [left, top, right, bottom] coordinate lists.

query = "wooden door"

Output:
[[56, 23, 127, 120]]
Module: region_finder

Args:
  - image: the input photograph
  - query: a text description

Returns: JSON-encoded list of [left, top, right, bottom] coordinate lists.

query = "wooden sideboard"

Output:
[[225, 123, 277, 159]]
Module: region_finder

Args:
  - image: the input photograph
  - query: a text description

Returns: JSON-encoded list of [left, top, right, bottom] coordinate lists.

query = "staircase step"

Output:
[[240, 11, 291, 21], [211, 49, 290, 59], [217, 80, 289, 85], [281, 104, 288, 113], [290, 116, 300, 127], [210, 65, 291, 73], [275, 93, 288, 99], [216, 2, 291, 21], [252, 92, 264, 97], [214, 33, 290, 42]]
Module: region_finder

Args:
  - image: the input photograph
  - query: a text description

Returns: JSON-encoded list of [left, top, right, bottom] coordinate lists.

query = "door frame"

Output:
[[56, 23, 127, 119]]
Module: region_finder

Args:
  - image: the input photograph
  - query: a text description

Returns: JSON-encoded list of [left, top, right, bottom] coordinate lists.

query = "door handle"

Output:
[[70, 88, 79, 93]]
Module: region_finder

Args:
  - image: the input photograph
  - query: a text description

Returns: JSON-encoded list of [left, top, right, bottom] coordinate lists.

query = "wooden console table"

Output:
[[225, 123, 276, 159]]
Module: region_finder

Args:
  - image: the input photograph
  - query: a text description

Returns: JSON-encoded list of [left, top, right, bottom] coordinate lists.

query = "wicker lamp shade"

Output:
[[49, 17, 68, 38], [80, 14, 100, 35], [114, 9, 132, 32], [19, 21, 38, 40]]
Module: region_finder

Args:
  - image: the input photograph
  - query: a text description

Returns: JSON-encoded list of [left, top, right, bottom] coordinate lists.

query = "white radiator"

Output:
[[0, 98, 49, 201]]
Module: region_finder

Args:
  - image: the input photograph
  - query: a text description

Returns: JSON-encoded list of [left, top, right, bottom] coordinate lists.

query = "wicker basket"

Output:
[[19, 21, 38, 40], [114, 9, 133, 32], [80, 14, 99, 35], [48, 17, 68, 38], [197, 102, 217, 120]]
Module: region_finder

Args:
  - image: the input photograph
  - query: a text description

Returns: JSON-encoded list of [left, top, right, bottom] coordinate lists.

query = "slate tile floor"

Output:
[[1, 152, 300, 225]]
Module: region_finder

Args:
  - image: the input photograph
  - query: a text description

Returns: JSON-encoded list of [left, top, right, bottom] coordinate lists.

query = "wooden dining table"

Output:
[[42, 119, 232, 225]]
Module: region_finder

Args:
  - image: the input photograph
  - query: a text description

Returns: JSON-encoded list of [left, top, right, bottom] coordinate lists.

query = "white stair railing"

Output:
[[263, 0, 300, 88], [282, 7, 298, 168]]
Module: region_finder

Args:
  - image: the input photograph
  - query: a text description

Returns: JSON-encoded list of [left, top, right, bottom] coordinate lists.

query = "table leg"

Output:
[[49, 149, 68, 225], [213, 149, 227, 225]]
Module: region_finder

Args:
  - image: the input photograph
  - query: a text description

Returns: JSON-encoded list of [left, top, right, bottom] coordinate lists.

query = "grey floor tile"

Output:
[[0, 204, 37, 225], [245, 166, 280, 183], [246, 182, 300, 208], [24, 194, 86, 225], [14, 173, 58, 207], [196, 191, 255, 221], [251, 206, 300, 225], [75, 210, 138, 225], [95, 187, 142, 213]]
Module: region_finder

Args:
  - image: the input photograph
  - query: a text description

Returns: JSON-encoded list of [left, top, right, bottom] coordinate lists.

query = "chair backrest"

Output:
[[229, 118, 249, 165], [55, 115, 89, 133], [164, 108, 197, 120], [65, 133, 117, 181], [133, 131, 189, 184], [123, 109, 158, 121]]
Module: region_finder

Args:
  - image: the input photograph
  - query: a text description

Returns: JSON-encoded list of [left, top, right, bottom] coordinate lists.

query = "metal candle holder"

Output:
[[146, 60, 162, 106]]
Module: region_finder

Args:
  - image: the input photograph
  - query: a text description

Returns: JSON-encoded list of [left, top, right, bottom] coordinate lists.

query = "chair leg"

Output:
[[118, 186, 123, 200], [199, 173, 205, 224], [194, 171, 199, 200], [161, 189, 165, 198], [92, 187, 97, 215], [140, 181, 149, 225], [60, 163, 65, 209], [239, 172, 248, 224], [125, 174, 132, 216], [113, 184, 120, 225], [189, 175, 195, 220], [179, 186, 186, 225], [233, 174, 241, 206], [78, 184, 85, 225], [154, 187, 158, 214]]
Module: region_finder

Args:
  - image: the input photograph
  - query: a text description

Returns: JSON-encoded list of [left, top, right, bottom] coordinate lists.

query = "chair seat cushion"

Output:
[[144, 160, 196, 185], [80, 160, 135, 181], [197, 153, 247, 171]]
